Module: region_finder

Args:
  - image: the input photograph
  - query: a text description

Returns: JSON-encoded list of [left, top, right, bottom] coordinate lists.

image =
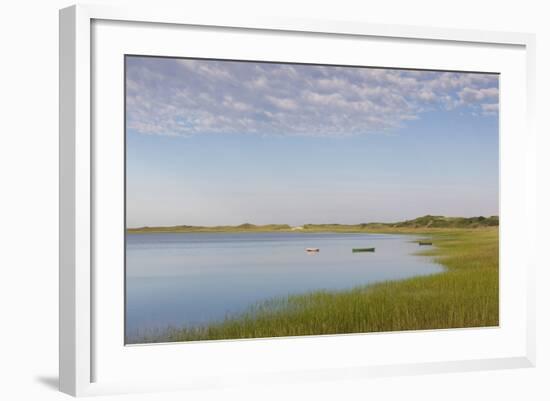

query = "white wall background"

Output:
[[0, 0, 547, 399]]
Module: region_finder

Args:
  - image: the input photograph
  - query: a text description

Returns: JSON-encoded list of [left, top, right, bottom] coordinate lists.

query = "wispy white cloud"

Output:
[[481, 103, 499, 112], [458, 87, 499, 104], [126, 57, 499, 137], [481, 102, 499, 116]]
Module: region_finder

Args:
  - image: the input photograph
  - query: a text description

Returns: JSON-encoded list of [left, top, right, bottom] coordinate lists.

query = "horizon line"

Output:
[[126, 214, 499, 230]]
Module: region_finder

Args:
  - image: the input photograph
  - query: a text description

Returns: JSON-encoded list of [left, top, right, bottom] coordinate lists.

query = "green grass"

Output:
[[135, 228, 498, 343]]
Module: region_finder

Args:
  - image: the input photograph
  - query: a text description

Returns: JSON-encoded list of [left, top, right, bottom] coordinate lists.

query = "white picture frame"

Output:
[[59, 3, 536, 397]]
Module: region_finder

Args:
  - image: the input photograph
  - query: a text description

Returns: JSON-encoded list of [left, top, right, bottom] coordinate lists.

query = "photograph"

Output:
[[124, 55, 499, 344]]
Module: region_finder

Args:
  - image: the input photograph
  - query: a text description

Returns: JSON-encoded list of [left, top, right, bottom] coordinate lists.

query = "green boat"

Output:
[[352, 247, 375, 253]]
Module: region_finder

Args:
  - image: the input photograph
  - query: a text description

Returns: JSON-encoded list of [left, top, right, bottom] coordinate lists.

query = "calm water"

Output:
[[126, 232, 442, 339]]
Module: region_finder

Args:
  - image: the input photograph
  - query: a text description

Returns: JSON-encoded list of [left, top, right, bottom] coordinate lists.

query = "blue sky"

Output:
[[126, 56, 499, 227]]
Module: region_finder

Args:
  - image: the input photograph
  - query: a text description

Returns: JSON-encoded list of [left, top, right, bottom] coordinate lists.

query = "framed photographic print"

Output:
[[59, 4, 536, 397]]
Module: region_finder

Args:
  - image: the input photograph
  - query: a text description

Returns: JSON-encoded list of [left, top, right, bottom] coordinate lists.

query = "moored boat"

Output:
[[305, 248, 320, 252], [352, 247, 375, 253]]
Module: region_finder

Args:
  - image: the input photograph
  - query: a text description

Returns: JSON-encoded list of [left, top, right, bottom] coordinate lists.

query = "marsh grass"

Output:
[[135, 228, 498, 343]]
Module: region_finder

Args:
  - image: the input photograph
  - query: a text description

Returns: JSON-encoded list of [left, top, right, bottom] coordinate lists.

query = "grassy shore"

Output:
[[139, 227, 498, 343], [127, 215, 498, 234]]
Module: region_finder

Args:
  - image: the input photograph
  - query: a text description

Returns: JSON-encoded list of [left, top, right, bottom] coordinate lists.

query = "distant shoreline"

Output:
[[126, 215, 499, 234]]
